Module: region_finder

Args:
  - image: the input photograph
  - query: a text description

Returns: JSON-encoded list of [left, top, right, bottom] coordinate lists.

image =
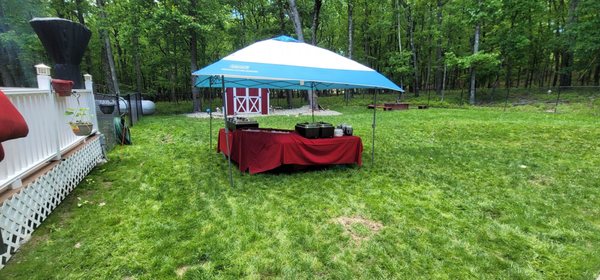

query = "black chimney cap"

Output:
[[30, 18, 91, 65], [30, 18, 92, 89]]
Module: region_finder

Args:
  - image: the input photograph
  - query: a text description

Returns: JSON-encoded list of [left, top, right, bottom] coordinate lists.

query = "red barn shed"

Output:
[[225, 87, 269, 115]]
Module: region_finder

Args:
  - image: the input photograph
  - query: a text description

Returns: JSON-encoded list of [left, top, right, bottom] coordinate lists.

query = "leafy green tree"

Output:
[[0, 0, 48, 87], [2, 0, 598, 104]]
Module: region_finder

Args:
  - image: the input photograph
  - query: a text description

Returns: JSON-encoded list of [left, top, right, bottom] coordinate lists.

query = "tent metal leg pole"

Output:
[[372, 89, 377, 165], [310, 83, 315, 123], [312, 92, 315, 122], [222, 76, 234, 188], [209, 83, 212, 150]]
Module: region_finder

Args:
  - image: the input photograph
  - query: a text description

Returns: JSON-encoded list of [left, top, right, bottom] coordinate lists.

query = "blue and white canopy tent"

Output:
[[192, 36, 403, 186]]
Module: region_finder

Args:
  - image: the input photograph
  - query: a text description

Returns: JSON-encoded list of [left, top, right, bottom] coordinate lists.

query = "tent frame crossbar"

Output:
[[221, 76, 234, 188], [196, 76, 382, 91]]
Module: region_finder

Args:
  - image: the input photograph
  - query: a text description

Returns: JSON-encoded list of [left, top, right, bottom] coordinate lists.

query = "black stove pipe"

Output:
[[29, 18, 91, 89]]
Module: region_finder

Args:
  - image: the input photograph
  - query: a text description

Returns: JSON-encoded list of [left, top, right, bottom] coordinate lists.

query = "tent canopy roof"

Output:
[[193, 36, 403, 92]]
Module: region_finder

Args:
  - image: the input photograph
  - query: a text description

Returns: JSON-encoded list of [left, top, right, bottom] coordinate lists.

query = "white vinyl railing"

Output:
[[0, 87, 99, 193]]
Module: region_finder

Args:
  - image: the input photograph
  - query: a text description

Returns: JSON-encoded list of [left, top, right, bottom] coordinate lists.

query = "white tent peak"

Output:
[[222, 36, 372, 71]]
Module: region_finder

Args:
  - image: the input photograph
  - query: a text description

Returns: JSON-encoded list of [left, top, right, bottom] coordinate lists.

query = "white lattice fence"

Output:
[[0, 137, 102, 268]]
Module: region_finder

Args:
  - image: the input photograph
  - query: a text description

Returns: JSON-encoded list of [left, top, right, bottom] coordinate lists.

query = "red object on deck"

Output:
[[51, 79, 74, 96], [0, 90, 30, 161], [218, 128, 363, 174]]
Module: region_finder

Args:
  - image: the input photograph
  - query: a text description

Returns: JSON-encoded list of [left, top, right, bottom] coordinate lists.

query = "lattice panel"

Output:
[[0, 137, 102, 268]]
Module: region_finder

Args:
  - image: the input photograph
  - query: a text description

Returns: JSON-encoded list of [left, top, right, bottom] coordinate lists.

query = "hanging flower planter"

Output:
[[69, 123, 94, 136], [65, 107, 94, 136], [52, 79, 74, 97]]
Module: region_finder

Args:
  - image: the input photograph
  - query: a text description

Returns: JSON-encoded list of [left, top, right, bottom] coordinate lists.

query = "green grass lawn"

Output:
[[1, 101, 600, 279]]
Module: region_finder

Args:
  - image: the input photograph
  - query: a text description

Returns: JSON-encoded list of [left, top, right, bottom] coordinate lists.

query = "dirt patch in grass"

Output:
[[175, 265, 196, 278], [81, 188, 96, 197], [102, 181, 113, 189], [161, 134, 174, 144], [334, 216, 384, 244], [26, 232, 50, 248], [56, 208, 74, 226], [528, 174, 554, 187]]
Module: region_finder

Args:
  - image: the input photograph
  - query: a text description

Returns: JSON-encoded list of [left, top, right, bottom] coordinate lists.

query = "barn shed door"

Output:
[[233, 88, 261, 114]]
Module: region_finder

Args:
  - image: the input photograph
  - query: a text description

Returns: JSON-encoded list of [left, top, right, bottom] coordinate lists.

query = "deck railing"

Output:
[[0, 87, 99, 193]]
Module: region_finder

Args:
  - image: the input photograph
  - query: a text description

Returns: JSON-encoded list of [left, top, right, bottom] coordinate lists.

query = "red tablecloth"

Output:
[[218, 128, 363, 174]]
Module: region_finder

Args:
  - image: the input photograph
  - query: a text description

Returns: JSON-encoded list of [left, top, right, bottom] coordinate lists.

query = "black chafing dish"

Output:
[[295, 123, 319, 138], [295, 122, 335, 138], [317, 122, 334, 138]]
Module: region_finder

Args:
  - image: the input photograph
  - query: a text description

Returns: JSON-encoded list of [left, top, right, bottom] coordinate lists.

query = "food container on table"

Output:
[[334, 128, 344, 137], [343, 125, 353, 136], [226, 117, 259, 131], [317, 122, 335, 138], [337, 123, 353, 136], [295, 122, 320, 138]]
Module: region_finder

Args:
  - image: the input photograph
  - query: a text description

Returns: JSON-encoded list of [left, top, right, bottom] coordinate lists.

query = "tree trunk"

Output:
[[505, 57, 512, 102], [527, 57, 536, 89], [0, 5, 26, 87], [490, 74, 499, 102], [190, 30, 201, 112], [407, 5, 419, 96], [190, 0, 201, 112], [395, 0, 402, 53], [426, 47, 432, 94], [170, 36, 177, 102], [594, 63, 600, 86], [74, 0, 85, 24], [310, 0, 322, 45], [441, 64, 447, 101], [277, 0, 286, 34], [133, 34, 143, 94], [434, 0, 444, 96], [75, 0, 92, 74], [100, 43, 113, 94], [0, 44, 16, 87], [394, 0, 404, 94], [361, 0, 370, 67], [0, 59, 16, 87], [97, 0, 120, 96], [54, 0, 67, 18], [286, 90, 292, 108], [288, 0, 304, 42], [516, 66, 521, 88], [113, 28, 126, 83], [348, 0, 353, 59], [469, 22, 480, 105], [559, 0, 580, 87], [552, 50, 560, 87], [132, 2, 143, 95]]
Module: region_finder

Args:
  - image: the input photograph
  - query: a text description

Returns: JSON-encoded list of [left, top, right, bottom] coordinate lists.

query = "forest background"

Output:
[[1, 0, 599, 110]]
